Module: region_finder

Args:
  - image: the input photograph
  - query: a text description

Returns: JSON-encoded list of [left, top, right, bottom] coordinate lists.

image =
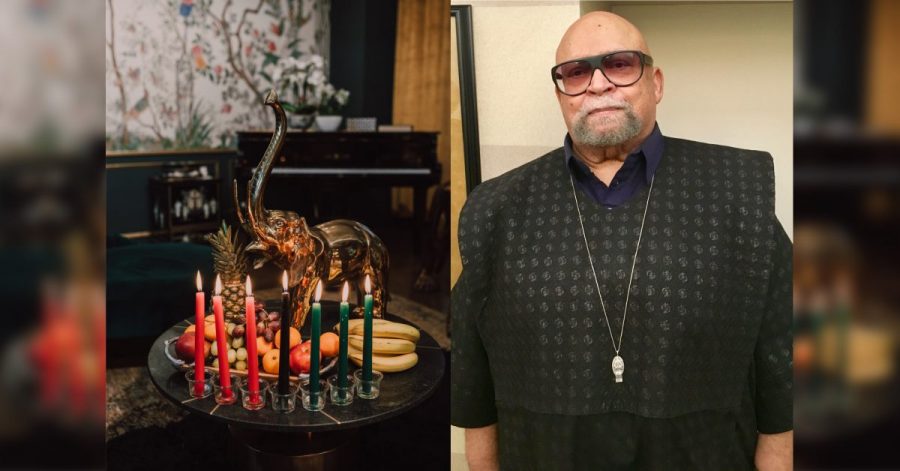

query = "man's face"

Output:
[[555, 15, 663, 149]]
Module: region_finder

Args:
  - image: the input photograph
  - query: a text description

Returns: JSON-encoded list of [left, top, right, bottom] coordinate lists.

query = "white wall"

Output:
[[612, 2, 793, 236], [466, 0, 581, 180]]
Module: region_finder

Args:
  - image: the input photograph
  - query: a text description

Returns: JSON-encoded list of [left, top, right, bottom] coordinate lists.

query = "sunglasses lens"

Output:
[[554, 61, 593, 95], [552, 52, 647, 94], [601, 52, 642, 85]]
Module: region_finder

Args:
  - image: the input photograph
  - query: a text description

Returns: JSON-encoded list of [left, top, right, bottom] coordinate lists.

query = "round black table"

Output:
[[147, 300, 445, 470]]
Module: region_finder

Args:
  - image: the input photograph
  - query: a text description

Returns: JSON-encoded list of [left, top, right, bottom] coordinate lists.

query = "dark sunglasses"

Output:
[[551, 51, 654, 96]]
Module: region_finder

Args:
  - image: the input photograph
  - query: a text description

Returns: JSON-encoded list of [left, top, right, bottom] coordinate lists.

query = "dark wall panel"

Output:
[[330, 0, 398, 125]]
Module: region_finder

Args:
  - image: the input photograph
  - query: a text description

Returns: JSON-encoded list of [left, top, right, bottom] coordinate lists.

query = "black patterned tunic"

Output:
[[451, 137, 792, 470]]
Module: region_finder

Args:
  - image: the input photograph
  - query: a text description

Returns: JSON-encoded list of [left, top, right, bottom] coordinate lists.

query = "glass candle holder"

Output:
[[185, 369, 212, 398], [327, 374, 357, 406], [354, 370, 383, 400], [299, 379, 329, 412], [268, 381, 299, 413], [239, 378, 268, 411], [211, 373, 239, 405]]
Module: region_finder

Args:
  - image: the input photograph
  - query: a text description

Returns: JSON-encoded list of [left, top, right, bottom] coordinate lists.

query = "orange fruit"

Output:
[[274, 327, 301, 350], [320, 332, 340, 357], [204, 321, 217, 341], [257, 336, 273, 356], [184, 324, 196, 335], [262, 349, 280, 374]]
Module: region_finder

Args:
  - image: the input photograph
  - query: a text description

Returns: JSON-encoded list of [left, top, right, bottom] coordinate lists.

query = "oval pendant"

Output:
[[612, 355, 624, 383]]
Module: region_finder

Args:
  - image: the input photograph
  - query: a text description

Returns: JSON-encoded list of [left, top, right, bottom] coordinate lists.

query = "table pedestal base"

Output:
[[228, 425, 359, 470]]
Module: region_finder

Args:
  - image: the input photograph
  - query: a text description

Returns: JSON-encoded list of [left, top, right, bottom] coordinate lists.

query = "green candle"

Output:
[[310, 281, 322, 405], [363, 275, 374, 391], [338, 281, 350, 393]]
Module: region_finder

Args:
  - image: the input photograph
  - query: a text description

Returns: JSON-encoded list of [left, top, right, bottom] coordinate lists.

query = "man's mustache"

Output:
[[577, 98, 632, 117]]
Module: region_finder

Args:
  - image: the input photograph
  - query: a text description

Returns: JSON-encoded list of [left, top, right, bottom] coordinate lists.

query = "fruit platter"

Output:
[[164, 300, 422, 382], [164, 304, 338, 381]]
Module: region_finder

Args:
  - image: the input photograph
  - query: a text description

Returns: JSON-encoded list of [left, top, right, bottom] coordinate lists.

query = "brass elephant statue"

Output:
[[233, 90, 389, 330]]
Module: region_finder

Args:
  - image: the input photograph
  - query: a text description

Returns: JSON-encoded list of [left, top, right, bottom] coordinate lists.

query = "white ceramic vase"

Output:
[[315, 115, 343, 132]]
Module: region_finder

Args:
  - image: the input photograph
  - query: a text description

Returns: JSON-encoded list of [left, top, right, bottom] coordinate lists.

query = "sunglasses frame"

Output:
[[551, 50, 654, 96]]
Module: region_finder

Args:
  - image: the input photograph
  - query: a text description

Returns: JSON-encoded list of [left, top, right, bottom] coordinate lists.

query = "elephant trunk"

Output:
[[247, 89, 287, 238]]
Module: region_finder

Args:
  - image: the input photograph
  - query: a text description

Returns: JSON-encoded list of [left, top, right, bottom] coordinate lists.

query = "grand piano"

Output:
[[234, 130, 441, 251]]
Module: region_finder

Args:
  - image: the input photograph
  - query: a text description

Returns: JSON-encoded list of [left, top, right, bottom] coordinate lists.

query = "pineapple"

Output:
[[206, 222, 249, 324]]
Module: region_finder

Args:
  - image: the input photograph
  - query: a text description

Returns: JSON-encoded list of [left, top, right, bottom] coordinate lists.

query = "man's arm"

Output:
[[466, 424, 499, 471], [755, 430, 793, 471]]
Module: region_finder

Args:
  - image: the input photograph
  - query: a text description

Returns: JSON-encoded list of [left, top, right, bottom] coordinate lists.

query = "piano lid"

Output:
[[235, 130, 439, 170]]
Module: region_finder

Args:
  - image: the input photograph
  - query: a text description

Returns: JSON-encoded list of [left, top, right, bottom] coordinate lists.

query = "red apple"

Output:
[[175, 332, 209, 362], [289, 346, 311, 375], [290, 341, 322, 374]]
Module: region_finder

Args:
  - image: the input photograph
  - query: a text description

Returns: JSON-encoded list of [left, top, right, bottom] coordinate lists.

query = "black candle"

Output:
[[277, 270, 292, 394]]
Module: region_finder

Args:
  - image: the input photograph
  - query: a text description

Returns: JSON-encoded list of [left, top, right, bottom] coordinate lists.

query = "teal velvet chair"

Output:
[[107, 238, 213, 340]]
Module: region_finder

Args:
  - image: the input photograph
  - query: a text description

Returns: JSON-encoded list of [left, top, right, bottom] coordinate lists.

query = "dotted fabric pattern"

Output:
[[451, 137, 792, 469]]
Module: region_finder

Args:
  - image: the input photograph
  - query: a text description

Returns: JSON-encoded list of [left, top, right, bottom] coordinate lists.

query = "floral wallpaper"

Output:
[[105, 0, 330, 151]]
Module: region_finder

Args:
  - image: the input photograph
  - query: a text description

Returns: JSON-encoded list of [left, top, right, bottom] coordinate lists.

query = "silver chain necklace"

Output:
[[568, 173, 655, 383]]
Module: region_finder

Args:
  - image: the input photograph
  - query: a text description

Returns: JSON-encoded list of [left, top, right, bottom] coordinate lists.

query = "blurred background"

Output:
[[0, 0, 106, 469], [794, 0, 900, 468]]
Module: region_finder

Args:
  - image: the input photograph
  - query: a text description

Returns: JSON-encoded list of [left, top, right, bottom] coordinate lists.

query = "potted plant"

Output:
[[266, 55, 327, 130], [314, 83, 350, 132]]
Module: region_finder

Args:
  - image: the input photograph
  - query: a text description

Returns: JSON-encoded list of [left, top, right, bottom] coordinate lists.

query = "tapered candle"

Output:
[[212, 275, 232, 399], [338, 281, 350, 389], [310, 281, 323, 404], [194, 272, 205, 396], [362, 275, 374, 392], [244, 276, 260, 403], [277, 270, 292, 394]]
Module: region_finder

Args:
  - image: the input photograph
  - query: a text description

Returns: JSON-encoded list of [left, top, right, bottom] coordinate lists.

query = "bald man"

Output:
[[451, 11, 792, 471]]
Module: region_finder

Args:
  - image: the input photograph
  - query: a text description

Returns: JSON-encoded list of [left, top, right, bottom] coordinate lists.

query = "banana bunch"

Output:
[[336, 319, 420, 372]]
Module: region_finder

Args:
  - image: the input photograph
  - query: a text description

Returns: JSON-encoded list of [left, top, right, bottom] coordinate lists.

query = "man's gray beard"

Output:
[[571, 103, 643, 147]]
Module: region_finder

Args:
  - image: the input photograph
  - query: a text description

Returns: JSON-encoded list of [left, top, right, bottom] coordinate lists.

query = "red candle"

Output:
[[212, 275, 232, 398], [194, 271, 205, 396], [244, 276, 260, 403]]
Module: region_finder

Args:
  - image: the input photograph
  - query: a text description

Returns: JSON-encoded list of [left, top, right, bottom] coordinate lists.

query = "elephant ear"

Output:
[[252, 253, 272, 270], [245, 240, 271, 270], [246, 240, 268, 253]]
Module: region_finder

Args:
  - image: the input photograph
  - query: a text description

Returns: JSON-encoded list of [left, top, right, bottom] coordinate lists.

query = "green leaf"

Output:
[[262, 52, 280, 68]]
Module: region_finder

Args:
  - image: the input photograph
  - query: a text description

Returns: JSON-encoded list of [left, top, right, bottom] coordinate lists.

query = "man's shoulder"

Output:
[[466, 147, 565, 204], [663, 136, 774, 169]]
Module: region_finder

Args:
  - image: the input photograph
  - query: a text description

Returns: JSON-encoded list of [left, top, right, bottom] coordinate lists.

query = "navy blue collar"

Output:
[[564, 122, 664, 185]]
